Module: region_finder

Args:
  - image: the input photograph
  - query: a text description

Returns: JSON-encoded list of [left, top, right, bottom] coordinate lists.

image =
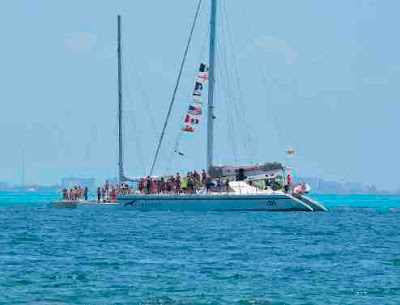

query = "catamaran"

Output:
[[116, 1, 327, 212]]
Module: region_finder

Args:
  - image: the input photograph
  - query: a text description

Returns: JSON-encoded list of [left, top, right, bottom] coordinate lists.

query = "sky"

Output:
[[0, 0, 399, 190]]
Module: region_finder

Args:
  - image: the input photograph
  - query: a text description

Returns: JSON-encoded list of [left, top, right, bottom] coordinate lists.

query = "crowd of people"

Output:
[[137, 170, 230, 194], [61, 181, 123, 202], [61, 186, 89, 201], [60, 171, 297, 201]]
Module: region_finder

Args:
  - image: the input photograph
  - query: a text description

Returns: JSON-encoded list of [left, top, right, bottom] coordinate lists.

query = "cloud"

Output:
[[65, 32, 97, 53]]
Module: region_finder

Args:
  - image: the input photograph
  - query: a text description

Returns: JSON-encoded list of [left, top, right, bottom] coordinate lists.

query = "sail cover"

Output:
[[182, 63, 208, 132]]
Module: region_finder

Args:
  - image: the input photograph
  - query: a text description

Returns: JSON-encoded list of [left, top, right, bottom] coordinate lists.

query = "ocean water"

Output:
[[1, 192, 400, 304]]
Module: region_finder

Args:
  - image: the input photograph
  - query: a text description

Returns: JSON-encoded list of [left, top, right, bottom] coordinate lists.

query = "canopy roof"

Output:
[[209, 162, 284, 178]]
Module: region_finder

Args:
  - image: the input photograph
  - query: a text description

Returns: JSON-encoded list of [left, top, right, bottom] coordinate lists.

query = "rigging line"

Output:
[[122, 65, 147, 174], [165, 130, 184, 174], [220, 0, 255, 162], [215, 57, 239, 162], [166, 29, 210, 173], [217, 68, 239, 163], [128, 60, 174, 167], [197, 26, 210, 64], [149, 0, 203, 177], [237, 0, 288, 162], [217, 10, 251, 162], [123, 61, 176, 172], [216, 37, 249, 162], [127, 56, 175, 160], [128, 60, 160, 139], [260, 65, 287, 160], [121, 56, 153, 174], [215, 73, 238, 163]]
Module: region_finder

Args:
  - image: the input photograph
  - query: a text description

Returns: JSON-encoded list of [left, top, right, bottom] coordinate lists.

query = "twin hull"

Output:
[[117, 193, 320, 211]]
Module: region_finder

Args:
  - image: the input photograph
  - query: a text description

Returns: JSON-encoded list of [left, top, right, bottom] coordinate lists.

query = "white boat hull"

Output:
[[117, 193, 319, 211]]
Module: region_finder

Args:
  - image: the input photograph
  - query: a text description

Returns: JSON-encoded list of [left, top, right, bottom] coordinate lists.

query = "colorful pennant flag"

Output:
[[193, 95, 203, 105], [182, 125, 195, 132], [194, 82, 203, 91], [199, 63, 207, 72], [182, 63, 208, 133], [184, 114, 199, 125], [287, 147, 295, 156], [196, 72, 208, 84]]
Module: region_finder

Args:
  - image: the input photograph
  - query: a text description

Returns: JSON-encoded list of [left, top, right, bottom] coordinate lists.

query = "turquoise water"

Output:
[[1, 192, 400, 304]]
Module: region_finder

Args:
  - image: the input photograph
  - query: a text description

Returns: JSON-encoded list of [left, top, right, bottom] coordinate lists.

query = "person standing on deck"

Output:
[[110, 187, 117, 202], [201, 170, 207, 186], [104, 181, 109, 197], [187, 177, 194, 194], [206, 177, 212, 193], [101, 187, 106, 201], [61, 188, 67, 200], [181, 176, 187, 194], [225, 179, 230, 193], [150, 178, 157, 194], [83, 187, 89, 201], [285, 174, 293, 193], [175, 173, 181, 194], [145, 177, 151, 194]]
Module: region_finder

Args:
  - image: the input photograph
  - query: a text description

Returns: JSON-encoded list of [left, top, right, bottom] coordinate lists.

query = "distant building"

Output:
[[341, 181, 364, 194], [320, 180, 340, 194], [298, 177, 321, 193], [365, 185, 378, 194], [61, 178, 95, 190], [300, 177, 338, 194], [299, 176, 374, 194], [300, 177, 339, 194]]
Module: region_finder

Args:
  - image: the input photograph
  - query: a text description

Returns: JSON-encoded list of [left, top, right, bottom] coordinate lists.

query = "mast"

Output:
[[117, 15, 124, 183], [207, 0, 217, 174]]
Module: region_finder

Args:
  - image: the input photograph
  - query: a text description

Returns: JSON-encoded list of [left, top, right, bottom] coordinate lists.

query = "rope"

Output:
[[165, 131, 184, 174], [149, 0, 203, 176]]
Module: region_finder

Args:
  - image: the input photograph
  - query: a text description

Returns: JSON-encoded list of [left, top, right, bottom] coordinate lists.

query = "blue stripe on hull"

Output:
[[117, 194, 314, 211]]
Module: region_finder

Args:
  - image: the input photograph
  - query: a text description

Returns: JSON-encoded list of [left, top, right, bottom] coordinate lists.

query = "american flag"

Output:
[[188, 105, 202, 116]]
